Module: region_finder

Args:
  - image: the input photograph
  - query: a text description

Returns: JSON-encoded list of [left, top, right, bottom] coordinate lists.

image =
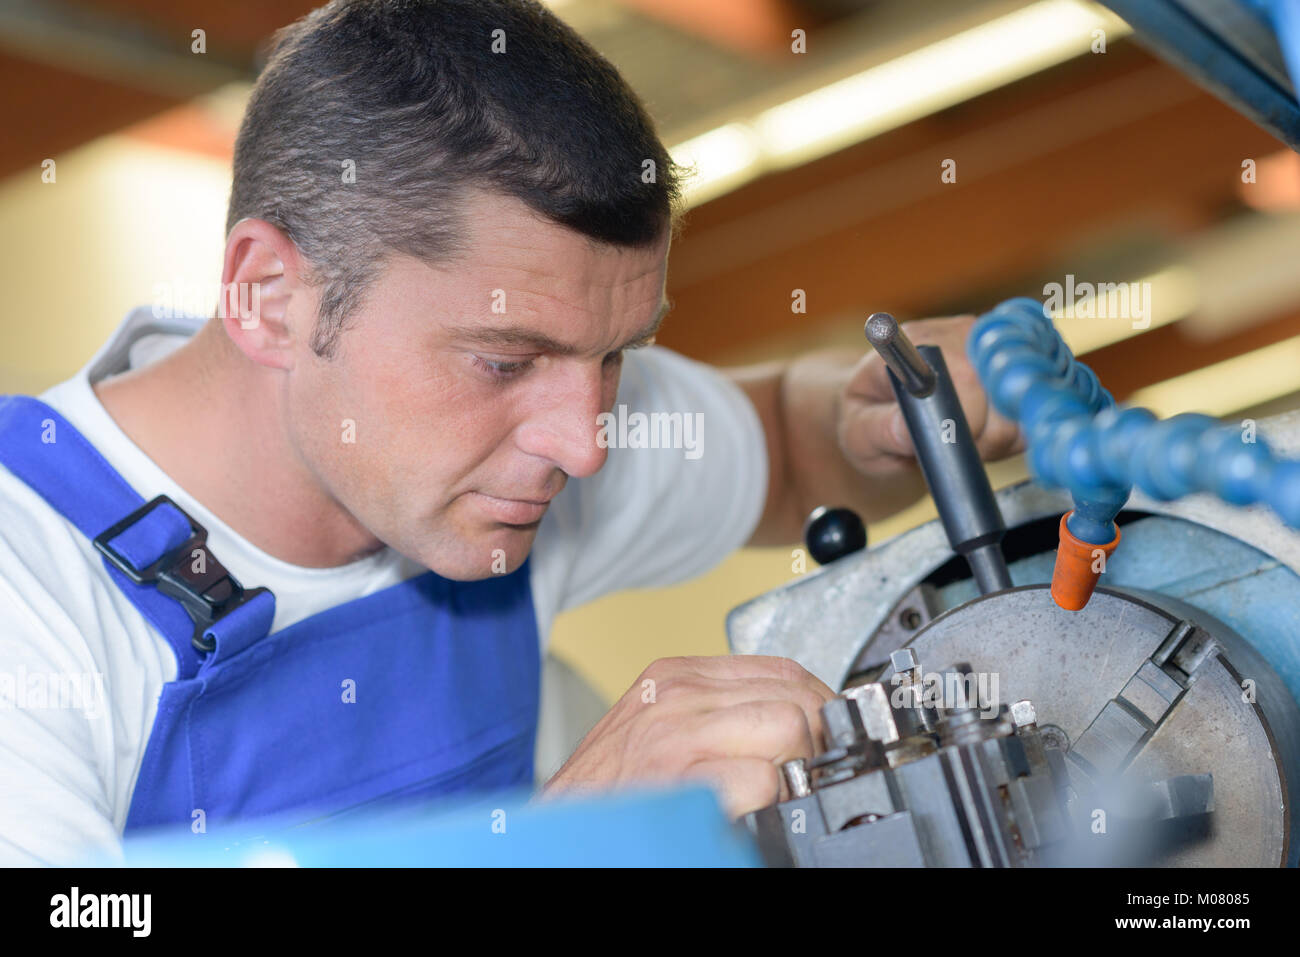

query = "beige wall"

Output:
[[0, 138, 230, 395], [547, 494, 968, 702]]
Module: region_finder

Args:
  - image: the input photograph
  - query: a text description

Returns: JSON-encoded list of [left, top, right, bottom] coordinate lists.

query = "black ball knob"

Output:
[[803, 506, 867, 565]]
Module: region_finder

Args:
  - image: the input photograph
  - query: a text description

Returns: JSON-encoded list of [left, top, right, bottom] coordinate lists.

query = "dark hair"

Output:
[[227, 0, 688, 357]]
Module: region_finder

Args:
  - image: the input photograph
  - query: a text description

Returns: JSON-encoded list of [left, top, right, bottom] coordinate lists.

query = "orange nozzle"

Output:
[[1050, 512, 1120, 611]]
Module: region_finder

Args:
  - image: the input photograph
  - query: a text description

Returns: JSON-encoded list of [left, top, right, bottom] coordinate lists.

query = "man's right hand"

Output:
[[541, 654, 835, 818]]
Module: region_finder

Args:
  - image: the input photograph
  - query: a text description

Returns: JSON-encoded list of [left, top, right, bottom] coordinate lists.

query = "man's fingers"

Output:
[[546, 661, 833, 809], [685, 699, 817, 766], [658, 654, 835, 702], [843, 348, 896, 404], [976, 418, 1025, 459], [845, 358, 1025, 467], [682, 757, 782, 819], [845, 395, 1022, 470], [961, 391, 1023, 460], [689, 677, 831, 746], [841, 313, 1034, 469], [840, 400, 914, 462]]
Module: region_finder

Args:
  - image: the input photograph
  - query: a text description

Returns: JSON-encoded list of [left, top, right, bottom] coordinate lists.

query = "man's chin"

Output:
[[416, 523, 539, 581]]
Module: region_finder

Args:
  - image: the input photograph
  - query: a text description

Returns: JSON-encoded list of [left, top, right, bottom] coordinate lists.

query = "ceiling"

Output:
[[5, 0, 1300, 422], [0, 0, 1033, 179]]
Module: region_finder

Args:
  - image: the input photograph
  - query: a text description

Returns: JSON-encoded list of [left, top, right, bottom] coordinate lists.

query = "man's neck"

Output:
[[92, 318, 386, 568]]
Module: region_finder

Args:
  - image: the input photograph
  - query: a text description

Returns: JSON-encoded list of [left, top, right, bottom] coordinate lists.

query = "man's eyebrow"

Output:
[[632, 296, 673, 344], [447, 296, 672, 354]]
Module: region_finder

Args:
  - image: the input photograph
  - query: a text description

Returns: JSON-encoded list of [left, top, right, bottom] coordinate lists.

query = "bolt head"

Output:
[[890, 648, 919, 674], [1010, 699, 1038, 728], [822, 697, 865, 748]]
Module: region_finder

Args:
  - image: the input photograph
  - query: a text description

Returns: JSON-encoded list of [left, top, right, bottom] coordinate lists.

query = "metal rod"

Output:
[[865, 313, 1014, 596], [967, 544, 1014, 595], [865, 312, 937, 398]]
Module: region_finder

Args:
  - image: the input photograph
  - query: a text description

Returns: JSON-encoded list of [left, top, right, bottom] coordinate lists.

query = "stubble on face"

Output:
[[285, 190, 672, 580]]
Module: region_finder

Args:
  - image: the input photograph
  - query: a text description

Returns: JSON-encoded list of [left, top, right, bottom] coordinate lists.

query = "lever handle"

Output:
[[865, 313, 1012, 595], [803, 505, 867, 565]]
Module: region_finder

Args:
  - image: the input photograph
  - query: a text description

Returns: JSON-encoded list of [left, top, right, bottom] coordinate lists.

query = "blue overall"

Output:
[[0, 395, 540, 832]]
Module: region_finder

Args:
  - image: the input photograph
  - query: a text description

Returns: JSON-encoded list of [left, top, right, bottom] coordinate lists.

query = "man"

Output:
[[0, 0, 1020, 865]]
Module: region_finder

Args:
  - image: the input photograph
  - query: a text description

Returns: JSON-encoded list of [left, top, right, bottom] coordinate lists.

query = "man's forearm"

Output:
[[730, 348, 927, 547]]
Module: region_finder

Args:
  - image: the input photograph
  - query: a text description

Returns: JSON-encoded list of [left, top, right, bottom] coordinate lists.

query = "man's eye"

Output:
[[472, 356, 534, 381], [606, 337, 652, 368]]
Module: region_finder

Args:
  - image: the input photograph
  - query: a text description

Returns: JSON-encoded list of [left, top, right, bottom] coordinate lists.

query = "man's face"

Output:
[[282, 190, 672, 579]]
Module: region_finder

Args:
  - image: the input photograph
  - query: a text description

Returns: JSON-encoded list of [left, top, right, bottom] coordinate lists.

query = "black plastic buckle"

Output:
[[93, 494, 268, 654]]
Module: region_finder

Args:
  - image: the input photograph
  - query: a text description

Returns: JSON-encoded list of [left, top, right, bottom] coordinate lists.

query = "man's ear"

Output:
[[218, 218, 312, 371]]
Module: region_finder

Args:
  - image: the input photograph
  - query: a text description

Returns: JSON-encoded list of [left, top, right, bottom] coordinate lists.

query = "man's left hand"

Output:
[[836, 314, 1025, 478]]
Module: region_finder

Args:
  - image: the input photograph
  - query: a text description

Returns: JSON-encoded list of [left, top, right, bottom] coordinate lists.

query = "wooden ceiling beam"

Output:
[[658, 48, 1285, 367], [613, 0, 823, 58]]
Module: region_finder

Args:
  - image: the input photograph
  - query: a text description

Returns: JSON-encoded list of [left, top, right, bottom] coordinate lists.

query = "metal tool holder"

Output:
[[739, 299, 1300, 867]]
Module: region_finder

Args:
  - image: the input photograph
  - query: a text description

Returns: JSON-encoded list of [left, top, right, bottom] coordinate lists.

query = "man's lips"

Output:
[[468, 491, 553, 525]]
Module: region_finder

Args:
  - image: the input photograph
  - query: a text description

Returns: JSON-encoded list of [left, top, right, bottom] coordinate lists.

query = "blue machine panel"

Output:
[[1101, 0, 1300, 148]]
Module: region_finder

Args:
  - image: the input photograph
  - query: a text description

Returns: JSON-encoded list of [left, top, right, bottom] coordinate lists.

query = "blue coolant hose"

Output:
[[967, 297, 1300, 547]]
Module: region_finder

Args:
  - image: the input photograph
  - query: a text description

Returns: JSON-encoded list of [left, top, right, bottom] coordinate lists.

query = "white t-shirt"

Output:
[[0, 307, 768, 865]]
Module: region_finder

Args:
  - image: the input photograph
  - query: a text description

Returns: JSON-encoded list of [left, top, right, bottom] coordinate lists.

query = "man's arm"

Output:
[[729, 315, 1024, 547], [730, 351, 926, 546], [0, 582, 122, 865]]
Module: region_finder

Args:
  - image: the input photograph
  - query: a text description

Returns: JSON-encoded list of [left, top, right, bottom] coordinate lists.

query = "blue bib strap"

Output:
[[0, 396, 165, 538], [204, 592, 277, 664], [103, 503, 192, 567], [0, 395, 275, 678]]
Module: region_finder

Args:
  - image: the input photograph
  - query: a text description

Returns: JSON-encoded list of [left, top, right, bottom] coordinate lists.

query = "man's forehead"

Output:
[[461, 187, 671, 261], [442, 294, 672, 357], [435, 191, 672, 353]]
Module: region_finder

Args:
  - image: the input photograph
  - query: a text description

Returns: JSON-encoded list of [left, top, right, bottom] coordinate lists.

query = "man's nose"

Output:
[[518, 363, 611, 479]]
